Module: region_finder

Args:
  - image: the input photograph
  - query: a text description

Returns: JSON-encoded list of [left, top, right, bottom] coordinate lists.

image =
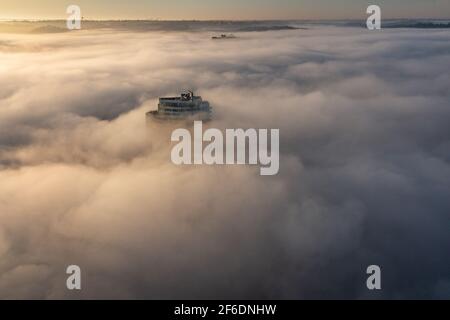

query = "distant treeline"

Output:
[[385, 22, 450, 29]]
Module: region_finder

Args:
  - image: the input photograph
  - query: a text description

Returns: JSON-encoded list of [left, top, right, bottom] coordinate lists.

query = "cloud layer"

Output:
[[0, 25, 449, 299]]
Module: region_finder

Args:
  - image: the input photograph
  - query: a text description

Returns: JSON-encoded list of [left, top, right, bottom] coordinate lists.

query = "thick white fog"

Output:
[[0, 25, 449, 299]]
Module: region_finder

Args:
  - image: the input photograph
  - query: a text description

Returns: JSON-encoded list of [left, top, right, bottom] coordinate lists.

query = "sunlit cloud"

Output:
[[0, 23, 450, 299]]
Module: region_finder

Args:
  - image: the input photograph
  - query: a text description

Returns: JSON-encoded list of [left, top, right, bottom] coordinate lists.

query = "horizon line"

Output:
[[1, 17, 450, 22]]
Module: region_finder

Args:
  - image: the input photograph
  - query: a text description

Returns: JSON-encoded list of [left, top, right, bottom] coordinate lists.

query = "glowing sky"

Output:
[[0, 0, 449, 20]]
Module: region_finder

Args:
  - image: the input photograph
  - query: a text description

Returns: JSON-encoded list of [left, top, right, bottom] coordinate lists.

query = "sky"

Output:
[[1, 0, 450, 20]]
